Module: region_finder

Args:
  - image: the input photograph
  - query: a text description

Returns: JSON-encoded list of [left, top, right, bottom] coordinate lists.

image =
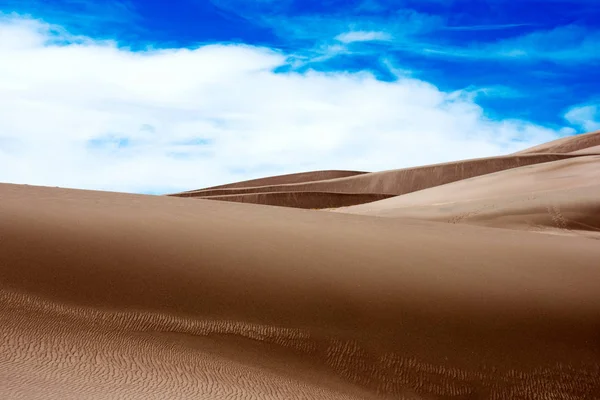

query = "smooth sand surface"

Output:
[[173, 154, 580, 209], [177, 170, 368, 192], [201, 191, 395, 209], [569, 144, 600, 155], [340, 155, 600, 208], [2, 131, 600, 399], [338, 155, 600, 237], [514, 130, 600, 155], [340, 184, 600, 239]]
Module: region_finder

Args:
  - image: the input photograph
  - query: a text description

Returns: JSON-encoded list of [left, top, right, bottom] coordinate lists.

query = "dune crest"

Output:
[[514, 130, 600, 155], [179, 170, 368, 192], [172, 154, 581, 209], [338, 155, 600, 237]]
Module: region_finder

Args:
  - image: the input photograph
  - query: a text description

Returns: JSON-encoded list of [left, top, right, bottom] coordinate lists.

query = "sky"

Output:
[[0, 0, 598, 194]]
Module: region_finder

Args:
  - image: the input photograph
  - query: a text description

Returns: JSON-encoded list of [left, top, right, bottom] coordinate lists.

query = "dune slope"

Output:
[[569, 144, 600, 155], [179, 170, 368, 192], [338, 155, 600, 236], [172, 154, 579, 209], [200, 191, 394, 209], [514, 130, 600, 155], [2, 183, 600, 399]]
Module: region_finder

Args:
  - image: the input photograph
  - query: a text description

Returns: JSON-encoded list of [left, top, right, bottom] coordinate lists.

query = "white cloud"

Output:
[[334, 30, 392, 43], [0, 16, 568, 194], [490, 25, 600, 63], [565, 104, 600, 132], [413, 25, 600, 64]]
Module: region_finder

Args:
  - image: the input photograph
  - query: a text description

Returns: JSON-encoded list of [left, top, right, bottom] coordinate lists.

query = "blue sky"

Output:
[[0, 0, 598, 193]]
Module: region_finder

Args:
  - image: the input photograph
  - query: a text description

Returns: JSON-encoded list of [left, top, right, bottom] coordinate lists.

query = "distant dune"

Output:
[[172, 154, 580, 209], [513, 129, 600, 155], [2, 130, 600, 399], [180, 170, 368, 192], [201, 191, 394, 209], [338, 155, 600, 237], [568, 144, 600, 155]]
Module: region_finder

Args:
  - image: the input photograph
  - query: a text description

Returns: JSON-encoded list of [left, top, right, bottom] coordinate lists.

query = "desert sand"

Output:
[[338, 155, 600, 238], [513, 129, 600, 155], [1, 131, 600, 399]]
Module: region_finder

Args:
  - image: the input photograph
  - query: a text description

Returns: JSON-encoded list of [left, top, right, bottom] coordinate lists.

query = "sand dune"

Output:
[[569, 144, 600, 155], [173, 154, 579, 209], [2, 183, 600, 399], [177, 170, 368, 192], [201, 191, 394, 209], [341, 184, 600, 238], [337, 155, 600, 237], [2, 131, 600, 399], [339, 154, 599, 209], [514, 130, 600, 155]]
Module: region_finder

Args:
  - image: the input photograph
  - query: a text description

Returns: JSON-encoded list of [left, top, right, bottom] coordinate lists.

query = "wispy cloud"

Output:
[[460, 85, 525, 100], [565, 104, 600, 132], [403, 24, 600, 64], [1, 0, 140, 24], [444, 23, 533, 32], [335, 30, 392, 44], [208, 0, 600, 67], [0, 0, 142, 39], [488, 25, 600, 63], [206, 1, 442, 45]]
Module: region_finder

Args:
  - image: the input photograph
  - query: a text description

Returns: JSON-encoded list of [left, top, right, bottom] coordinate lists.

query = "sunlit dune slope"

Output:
[[172, 154, 579, 209], [178, 170, 368, 192], [514, 130, 600, 155], [337, 155, 600, 236]]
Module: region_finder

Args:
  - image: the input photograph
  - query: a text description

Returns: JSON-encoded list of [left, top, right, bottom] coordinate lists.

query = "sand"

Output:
[[200, 191, 395, 209], [189, 170, 369, 191], [338, 155, 600, 237], [569, 145, 600, 156], [2, 131, 600, 399], [172, 154, 580, 209], [513, 129, 600, 155]]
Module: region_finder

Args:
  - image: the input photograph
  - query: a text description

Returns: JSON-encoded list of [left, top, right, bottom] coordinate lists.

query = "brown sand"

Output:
[[180, 170, 368, 192], [337, 155, 600, 238], [340, 184, 600, 238], [2, 131, 600, 399], [2, 183, 600, 399], [173, 154, 580, 209], [569, 144, 600, 155], [200, 191, 394, 209], [514, 130, 600, 155]]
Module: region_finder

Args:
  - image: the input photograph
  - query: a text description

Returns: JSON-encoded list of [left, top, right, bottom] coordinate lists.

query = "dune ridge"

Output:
[[514, 130, 600, 155], [569, 144, 600, 155], [340, 184, 600, 238], [172, 154, 582, 209], [179, 170, 368, 192], [337, 152, 600, 237], [200, 191, 394, 209]]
